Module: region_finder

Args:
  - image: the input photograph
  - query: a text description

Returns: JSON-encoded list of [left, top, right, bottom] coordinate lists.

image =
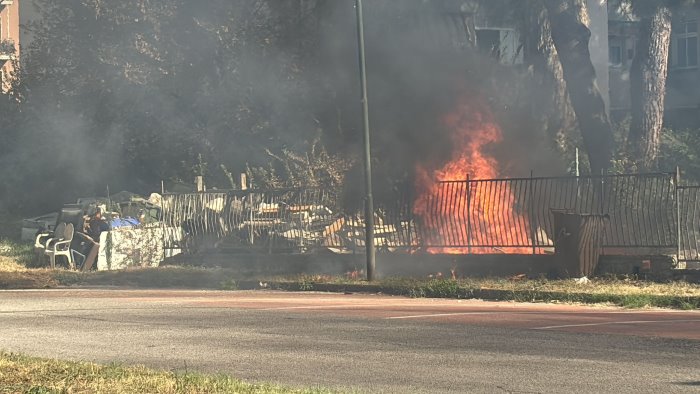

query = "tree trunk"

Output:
[[522, 2, 577, 154], [460, 0, 479, 48], [544, 0, 614, 176], [628, 6, 672, 170]]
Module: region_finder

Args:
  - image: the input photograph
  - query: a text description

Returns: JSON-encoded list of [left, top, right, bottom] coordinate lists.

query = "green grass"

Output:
[[0, 238, 34, 271], [1, 240, 698, 309], [49, 266, 245, 289], [269, 275, 700, 310], [0, 352, 341, 394]]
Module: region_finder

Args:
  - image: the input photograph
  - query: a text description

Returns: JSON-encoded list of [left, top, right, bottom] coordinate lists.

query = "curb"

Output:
[[2, 272, 698, 310], [263, 281, 700, 310]]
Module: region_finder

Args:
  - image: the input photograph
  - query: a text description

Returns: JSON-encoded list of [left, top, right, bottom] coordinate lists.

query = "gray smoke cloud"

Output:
[[1, 0, 566, 215]]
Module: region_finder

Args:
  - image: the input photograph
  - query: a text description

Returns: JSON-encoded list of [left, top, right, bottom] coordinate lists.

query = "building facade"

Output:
[[609, 4, 700, 127], [666, 7, 700, 127], [0, 0, 19, 91]]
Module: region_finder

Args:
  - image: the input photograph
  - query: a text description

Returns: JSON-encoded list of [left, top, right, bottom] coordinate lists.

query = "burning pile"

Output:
[[413, 96, 532, 254]]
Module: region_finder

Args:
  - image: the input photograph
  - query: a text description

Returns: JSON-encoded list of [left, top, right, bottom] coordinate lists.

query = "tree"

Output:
[[519, 1, 578, 156], [544, 0, 614, 176], [626, 0, 695, 170], [0, 0, 340, 212]]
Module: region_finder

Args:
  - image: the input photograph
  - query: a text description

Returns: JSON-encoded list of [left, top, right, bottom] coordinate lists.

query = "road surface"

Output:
[[1, 289, 699, 393]]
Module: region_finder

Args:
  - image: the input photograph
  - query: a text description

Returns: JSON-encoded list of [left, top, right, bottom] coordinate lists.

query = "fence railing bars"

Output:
[[159, 172, 699, 266]]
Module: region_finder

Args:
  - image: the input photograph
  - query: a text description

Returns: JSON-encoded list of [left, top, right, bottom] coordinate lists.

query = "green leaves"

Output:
[[0, 1, 339, 213]]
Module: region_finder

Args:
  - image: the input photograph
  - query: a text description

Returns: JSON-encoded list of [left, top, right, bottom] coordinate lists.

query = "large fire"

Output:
[[413, 96, 532, 254]]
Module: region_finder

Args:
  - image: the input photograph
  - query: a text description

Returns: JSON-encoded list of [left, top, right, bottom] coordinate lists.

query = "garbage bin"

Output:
[[551, 210, 609, 278]]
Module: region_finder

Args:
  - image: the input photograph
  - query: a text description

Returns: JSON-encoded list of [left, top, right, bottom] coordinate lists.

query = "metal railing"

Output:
[[162, 188, 342, 252], [402, 173, 677, 251], [160, 172, 698, 261], [678, 185, 700, 264]]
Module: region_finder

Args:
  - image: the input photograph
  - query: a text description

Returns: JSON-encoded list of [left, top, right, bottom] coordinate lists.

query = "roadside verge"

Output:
[[1, 267, 699, 310]]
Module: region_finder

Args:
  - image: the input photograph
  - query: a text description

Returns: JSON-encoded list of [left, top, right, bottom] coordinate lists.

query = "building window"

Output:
[[609, 42, 622, 66], [672, 20, 698, 68]]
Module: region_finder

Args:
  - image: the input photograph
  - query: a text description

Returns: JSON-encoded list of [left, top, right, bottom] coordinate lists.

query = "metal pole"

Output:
[[466, 175, 472, 254], [676, 166, 681, 267], [407, 182, 413, 250], [161, 180, 166, 262], [575, 147, 581, 199], [355, 0, 375, 281], [599, 169, 605, 215], [529, 170, 536, 255], [599, 169, 606, 256], [106, 185, 111, 212]]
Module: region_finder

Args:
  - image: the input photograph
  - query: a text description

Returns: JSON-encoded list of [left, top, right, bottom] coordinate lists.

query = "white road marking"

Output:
[[259, 303, 406, 311], [385, 310, 700, 320], [386, 312, 504, 319], [533, 319, 700, 330]]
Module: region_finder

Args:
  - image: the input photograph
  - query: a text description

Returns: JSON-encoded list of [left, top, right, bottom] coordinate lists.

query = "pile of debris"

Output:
[[28, 191, 181, 271]]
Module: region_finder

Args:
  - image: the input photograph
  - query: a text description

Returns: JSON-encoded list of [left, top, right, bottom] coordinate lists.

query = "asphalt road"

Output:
[[1, 290, 699, 393]]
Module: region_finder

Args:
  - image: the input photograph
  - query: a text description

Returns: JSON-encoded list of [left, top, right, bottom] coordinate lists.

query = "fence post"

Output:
[[195, 176, 205, 193], [248, 191, 254, 245], [160, 180, 166, 262], [298, 191, 304, 252], [407, 182, 413, 250], [466, 174, 472, 254], [599, 169, 605, 215], [530, 170, 536, 255], [676, 166, 681, 267]]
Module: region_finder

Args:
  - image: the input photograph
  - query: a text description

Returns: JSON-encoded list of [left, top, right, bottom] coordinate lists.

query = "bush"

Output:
[[658, 127, 700, 183]]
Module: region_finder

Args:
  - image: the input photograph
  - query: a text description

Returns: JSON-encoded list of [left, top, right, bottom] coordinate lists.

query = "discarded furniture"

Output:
[[45, 223, 75, 269], [34, 222, 66, 255], [22, 212, 59, 242]]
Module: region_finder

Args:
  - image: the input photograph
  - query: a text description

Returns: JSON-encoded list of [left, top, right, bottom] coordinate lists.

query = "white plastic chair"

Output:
[[35, 222, 65, 253], [45, 223, 74, 269]]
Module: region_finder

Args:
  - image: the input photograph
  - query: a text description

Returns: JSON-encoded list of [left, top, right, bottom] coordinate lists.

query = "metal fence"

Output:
[[160, 173, 698, 262], [406, 173, 678, 252], [162, 188, 342, 252], [678, 185, 700, 264]]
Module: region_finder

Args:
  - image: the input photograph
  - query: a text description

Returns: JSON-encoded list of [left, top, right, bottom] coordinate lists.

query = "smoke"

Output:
[[0, 0, 567, 216], [313, 1, 567, 208]]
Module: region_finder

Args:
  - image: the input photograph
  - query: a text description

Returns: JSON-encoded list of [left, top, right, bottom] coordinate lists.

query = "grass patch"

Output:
[[0, 352, 340, 394], [0, 240, 255, 290], [1, 241, 698, 309], [0, 270, 58, 289], [268, 276, 700, 310], [0, 263, 252, 291], [51, 267, 248, 289], [0, 239, 34, 271]]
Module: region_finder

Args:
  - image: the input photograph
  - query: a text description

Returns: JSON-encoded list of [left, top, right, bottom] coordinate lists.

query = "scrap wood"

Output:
[[287, 205, 315, 212], [243, 219, 282, 227], [373, 225, 397, 235], [323, 217, 345, 237]]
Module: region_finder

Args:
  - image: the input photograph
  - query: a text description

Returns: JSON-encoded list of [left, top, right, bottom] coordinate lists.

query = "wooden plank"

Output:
[[324, 217, 345, 237]]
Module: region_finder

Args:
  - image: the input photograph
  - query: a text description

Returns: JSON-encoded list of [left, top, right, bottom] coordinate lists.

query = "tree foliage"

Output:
[[1, 0, 348, 213], [0, 0, 694, 216]]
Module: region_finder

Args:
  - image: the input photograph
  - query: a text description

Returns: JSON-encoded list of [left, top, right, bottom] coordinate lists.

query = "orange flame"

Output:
[[413, 97, 532, 254]]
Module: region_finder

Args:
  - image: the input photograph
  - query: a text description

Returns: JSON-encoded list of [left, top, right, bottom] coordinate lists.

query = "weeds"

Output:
[[2, 239, 698, 310], [420, 279, 463, 298], [220, 277, 238, 290], [298, 276, 315, 291], [280, 276, 700, 310], [0, 238, 34, 271], [0, 352, 340, 393]]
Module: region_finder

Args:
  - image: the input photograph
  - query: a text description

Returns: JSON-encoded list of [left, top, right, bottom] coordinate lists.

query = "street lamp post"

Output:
[[354, 0, 376, 281]]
